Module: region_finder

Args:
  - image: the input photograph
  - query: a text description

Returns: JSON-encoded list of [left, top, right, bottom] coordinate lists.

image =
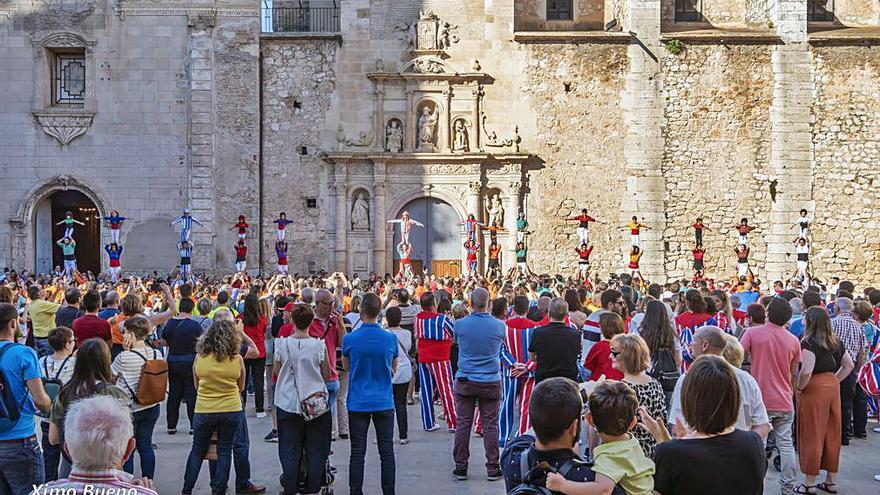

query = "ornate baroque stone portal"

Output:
[[324, 12, 533, 276]]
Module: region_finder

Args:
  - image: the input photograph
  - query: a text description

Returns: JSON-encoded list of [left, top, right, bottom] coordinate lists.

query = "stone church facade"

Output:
[[1, 0, 878, 284]]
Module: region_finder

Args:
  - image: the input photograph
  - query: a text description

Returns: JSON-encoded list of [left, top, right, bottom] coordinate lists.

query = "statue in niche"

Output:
[[486, 194, 505, 227], [453, 120, 469, 152], [351, 192, 370, 230], [385, 120, 403, 152], [416, 105, 439, 151]]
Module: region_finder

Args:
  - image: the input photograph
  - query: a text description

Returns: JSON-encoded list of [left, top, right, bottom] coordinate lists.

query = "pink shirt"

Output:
[[740, 323, 801, 412]]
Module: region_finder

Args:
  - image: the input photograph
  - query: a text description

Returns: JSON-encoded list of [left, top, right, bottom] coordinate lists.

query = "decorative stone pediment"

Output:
[[33, 110, 95, 146], [33, 31, 96, 49], [401, 56, 452, 75]]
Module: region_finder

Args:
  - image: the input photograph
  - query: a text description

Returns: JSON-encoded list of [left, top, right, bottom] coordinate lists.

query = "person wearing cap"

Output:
[[170, 208, 203, 243]]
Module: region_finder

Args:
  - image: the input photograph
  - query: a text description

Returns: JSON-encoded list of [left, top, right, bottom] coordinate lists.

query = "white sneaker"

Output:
[[400, 438, 409, 445], [256, 412, 267, 419], [874, 426, 880, 433], [426, 425, 441, 432], [875, 474, 880, 482]]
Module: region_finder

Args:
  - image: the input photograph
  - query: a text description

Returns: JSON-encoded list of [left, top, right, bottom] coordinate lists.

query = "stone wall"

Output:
[[261, 39, 338, 274], [519, 44, 630, 275], [661, 44, 774, 281], [833, 0, 880, 26], [0, 1, 191, 272], [810, 45, 880, 287]]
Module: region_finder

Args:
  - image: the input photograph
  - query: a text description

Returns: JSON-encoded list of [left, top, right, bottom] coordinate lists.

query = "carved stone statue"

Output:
[[385, 120, 403, 152], [416, 105, 439, 152], [486, 194, 505, 227], [453, 120, 469, 152], [351, 193, 370, 230]]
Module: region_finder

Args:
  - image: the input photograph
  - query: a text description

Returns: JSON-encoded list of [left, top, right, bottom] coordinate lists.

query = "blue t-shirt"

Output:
[[454, 312, 506, 382], [98, 307, 120, 320], [342, 323, 398, 413], [789, 317, 805, 338], [0, 341, 41, 440], [737, 291, 761, 311]]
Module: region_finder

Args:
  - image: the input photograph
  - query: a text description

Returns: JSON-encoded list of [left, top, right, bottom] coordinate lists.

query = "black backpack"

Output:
[[0, 343, 25, 433], [507, 444, 578, 495], [648, 347, 680, 392]]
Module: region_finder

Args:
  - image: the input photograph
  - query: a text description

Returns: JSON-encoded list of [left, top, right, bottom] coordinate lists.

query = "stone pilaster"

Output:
[[621, 0, 665, 280], [188, 20, 216, 270], [334, 170, 348, 272], [373, 162, 388, 274], [766, 43, 815, 282]]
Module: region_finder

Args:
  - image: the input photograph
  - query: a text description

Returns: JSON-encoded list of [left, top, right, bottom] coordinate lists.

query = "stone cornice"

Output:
[[807, 26, 880, 46], [513, 31, 634, 44], [322, 151, 534, 165], [659, 29, 782, 44], [113, 6, 258, 18]]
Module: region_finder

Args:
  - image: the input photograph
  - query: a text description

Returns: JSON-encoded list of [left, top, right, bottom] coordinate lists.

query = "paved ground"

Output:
[[147, 404, 880, 494]]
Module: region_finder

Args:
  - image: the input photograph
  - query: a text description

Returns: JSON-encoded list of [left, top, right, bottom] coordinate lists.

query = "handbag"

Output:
[[289, 339, 329, 421]]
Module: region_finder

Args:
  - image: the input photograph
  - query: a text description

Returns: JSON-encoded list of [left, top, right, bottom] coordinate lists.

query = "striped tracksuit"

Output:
[[415, 311, 457, 431], [499, 316, 538, 447]]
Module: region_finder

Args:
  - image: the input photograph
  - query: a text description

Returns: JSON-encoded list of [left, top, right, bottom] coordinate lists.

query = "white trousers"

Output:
[[277, 264, 288, 274], [737, 262, 749, 278], [277, 229, 285, 241], [108, 266, 121, 283], [110, 229, 120, 244], [576, 227, 589, 245], [235, 261, 246, 272], [630, 234, 640, 247]]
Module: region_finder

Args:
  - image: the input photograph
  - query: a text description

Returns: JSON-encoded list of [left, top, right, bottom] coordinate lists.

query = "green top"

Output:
[[592, 435, 656, 495], [62, 218, 76, 225], [56, 240, 76, 256], [517, 218, 528, 230]]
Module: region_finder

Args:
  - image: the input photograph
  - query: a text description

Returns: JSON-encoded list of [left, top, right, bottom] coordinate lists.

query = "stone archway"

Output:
[[9, 175, 110, 273]]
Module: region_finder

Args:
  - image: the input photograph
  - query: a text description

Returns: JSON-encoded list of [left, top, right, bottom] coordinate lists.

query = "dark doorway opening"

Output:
[[50, 190, 101, 275]]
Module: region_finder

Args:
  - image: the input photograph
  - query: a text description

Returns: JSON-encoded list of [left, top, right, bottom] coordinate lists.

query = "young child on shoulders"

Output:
[[546, 381, 655, 495]]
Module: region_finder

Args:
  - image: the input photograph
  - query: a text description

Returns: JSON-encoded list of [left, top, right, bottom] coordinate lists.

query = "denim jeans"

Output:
[[40, 421, 61, 482], [209, 407, 252, 491], [277, 407, 332, 494], [768, 411, 797, 494], [33, 338, 52, 358], [182, 410, 242, 495], [167, 357, 197, 430], [348, 409, 395, 495], [123, 405, 160, 479], [0, 437, 44, 495], [326, 379, 340, 427]]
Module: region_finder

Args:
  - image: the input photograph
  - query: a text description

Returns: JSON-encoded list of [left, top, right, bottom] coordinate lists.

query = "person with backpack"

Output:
[[631, 299, 681, 408], [111, 316, 167, 480], [48, 337, 129, 479], [500, 377, 626, 495], [38, 326, 76, 482], [669, 326, 770, 439], [0, 302, 52, 494]]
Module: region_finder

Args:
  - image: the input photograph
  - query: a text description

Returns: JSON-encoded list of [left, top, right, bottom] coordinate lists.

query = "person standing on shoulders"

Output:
[[342, 293, 399, 495], [451, 288, 506, 482], [0, 302, 52, 493], [740, 298, 800, 495]]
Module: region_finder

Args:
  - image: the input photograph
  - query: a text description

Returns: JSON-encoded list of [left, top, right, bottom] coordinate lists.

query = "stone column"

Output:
[[620, 0, 665, 281], [373, 161, 388, 274], [375, 84, 385, 151], [442, 88, 452, 152], [334, 171, 348, 272], [506, 181, 522, 272], [405, 89, 415, 151], [471, 84, 482, 151], [467, 180, 482, 273]]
